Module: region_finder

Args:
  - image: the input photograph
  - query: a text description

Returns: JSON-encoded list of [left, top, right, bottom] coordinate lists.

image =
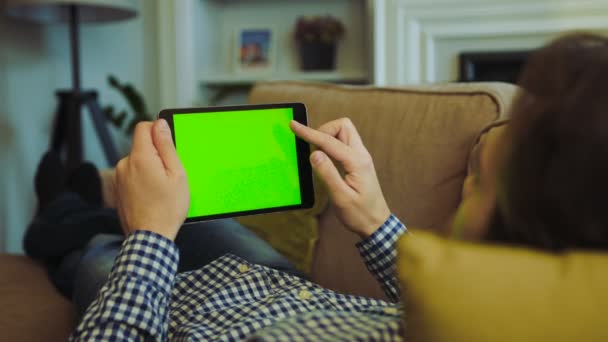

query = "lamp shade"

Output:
[[5, 0, 138, 23]]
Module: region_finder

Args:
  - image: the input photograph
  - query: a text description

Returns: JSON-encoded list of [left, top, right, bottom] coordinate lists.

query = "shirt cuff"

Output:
[[111, 230, 180, 296], [356, 214, 407, 280]]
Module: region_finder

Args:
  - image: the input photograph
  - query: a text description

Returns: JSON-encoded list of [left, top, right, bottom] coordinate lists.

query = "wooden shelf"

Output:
[[173, 0, 371, 105], [200, 70, 370, 86]]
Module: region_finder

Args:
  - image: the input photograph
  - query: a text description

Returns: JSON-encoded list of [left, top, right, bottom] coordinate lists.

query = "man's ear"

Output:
[[450, 188, 495, 241], [479, 125, 507, 197]]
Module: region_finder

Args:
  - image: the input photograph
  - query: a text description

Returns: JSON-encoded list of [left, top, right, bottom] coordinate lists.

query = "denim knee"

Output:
[[72, 234, 123, 317]]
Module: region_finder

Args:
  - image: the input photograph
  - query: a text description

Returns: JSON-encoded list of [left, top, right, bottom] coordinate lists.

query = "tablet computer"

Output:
[[158, 103, 314, 223]]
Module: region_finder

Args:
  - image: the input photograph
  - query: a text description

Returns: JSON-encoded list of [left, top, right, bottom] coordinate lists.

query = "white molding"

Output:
[[174, 0, 196, 107], [383, 0, 608, 84], [424, 33, 435, 82], [426, 18, 608, 37], [370, 0, 387, 85], [156, 0, 177, 108], [395, 0, 608, 13], [156, 0, 198, 108]]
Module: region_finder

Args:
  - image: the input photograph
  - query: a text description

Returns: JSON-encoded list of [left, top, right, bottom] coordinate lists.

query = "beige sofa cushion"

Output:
[[249, 81, 517, 299], [0, 255, 76, 341]]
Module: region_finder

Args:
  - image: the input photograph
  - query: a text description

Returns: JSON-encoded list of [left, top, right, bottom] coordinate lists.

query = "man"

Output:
[[70, 33, 608, 340], [71, 118, 406, 340]]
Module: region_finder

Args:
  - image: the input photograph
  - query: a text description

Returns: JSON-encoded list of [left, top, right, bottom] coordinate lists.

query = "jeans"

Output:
[[26, 192, 304, 316]]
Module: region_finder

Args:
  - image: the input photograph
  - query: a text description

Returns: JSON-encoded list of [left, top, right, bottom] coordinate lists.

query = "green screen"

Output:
[[173, 108, 302, 218]]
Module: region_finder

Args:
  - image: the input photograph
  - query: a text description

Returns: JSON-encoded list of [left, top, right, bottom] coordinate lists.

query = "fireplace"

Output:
[[458, 50, 533, 83]]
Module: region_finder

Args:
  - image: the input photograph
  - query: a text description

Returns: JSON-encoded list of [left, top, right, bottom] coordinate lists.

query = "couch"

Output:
[[0, 81, 516, 341]]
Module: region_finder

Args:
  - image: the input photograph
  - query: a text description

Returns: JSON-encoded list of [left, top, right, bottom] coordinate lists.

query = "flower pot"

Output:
[[298, 42, 337, 71]]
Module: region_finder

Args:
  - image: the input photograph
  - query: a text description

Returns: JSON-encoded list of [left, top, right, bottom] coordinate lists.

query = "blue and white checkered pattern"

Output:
[[356, 216, 405, 303], [71, 215, 406, 341]]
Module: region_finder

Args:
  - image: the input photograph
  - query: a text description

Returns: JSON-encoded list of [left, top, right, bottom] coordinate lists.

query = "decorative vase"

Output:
[[298, 41, 337, 71]]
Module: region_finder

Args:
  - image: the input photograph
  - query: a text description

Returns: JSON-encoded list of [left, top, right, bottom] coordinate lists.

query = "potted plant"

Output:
[[294, 15, 345, 71], [103, 75, 151, 136], [103, 75, 152, 153]]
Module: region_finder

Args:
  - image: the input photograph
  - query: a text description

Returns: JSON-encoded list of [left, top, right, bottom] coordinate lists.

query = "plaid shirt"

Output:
[[71, 215, 406, 341]]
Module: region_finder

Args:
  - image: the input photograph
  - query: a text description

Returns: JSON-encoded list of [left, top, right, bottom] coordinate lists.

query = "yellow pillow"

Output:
[[396, 231, 608, 341], [236, 174, 328, 274]]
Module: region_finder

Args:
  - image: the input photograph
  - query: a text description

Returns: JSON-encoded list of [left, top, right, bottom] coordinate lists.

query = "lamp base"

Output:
[[50, 90, 119, 170]]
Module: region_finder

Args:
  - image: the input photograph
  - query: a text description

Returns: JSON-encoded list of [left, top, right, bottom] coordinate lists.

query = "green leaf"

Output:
[[105, 74, 152, 135], [103, 105, 115, 119], [126, 119, 138, 135], [115, 111, 128, 127], [108, 75, 120, 89]]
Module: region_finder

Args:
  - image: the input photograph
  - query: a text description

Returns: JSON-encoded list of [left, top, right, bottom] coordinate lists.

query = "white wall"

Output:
[[0, 0, 159, 253]]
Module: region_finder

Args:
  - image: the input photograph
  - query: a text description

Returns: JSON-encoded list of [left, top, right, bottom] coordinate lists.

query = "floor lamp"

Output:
[[5, 0, 138, 169]]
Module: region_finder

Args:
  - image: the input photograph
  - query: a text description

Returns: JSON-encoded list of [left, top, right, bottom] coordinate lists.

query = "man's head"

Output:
[[453, 33, 608, 251], [489, 33, 608, 251]]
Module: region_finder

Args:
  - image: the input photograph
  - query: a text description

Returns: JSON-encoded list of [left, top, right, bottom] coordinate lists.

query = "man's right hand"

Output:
[[115, 120, 190, 241], [290, 118, 391, 239]]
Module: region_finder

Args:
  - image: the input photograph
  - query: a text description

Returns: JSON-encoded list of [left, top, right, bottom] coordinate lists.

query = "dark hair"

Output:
[[487, 33, 608, 251]]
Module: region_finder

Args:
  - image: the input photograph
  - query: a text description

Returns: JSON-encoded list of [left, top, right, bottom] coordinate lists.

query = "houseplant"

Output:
[[294, 16, 345, 71], [103, 75, 151, 136]]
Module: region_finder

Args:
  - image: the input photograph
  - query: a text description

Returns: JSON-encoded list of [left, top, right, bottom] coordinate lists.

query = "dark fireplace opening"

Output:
[[458, 50, 533, 83]]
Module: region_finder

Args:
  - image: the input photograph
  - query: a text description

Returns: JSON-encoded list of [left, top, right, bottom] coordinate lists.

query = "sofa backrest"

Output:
[[249, 81, 518, 298]]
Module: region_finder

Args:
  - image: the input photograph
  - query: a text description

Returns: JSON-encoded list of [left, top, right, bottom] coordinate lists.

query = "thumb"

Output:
[[310, 150, 353, 200], [152, 119, 182, 173]]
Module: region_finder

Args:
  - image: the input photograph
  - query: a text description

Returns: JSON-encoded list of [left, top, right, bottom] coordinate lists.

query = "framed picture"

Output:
[[235, 27, 275, 73]]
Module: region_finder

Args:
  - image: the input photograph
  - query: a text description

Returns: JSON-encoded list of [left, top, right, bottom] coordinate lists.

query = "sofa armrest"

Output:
[[0, 254, 77, 341]]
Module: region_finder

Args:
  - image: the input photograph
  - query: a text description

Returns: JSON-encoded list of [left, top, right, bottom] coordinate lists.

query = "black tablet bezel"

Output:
[[158, 102, 314, 223]]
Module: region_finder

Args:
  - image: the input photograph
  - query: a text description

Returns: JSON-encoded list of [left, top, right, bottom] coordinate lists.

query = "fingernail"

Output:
[[311, 151, 325, 165], [158, 119, 170, 132]]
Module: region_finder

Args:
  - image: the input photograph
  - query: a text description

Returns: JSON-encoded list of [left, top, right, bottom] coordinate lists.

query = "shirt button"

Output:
[[238, 264, 250, 273], [298, 290, 312, 300], [383, 307, 398, 315]]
